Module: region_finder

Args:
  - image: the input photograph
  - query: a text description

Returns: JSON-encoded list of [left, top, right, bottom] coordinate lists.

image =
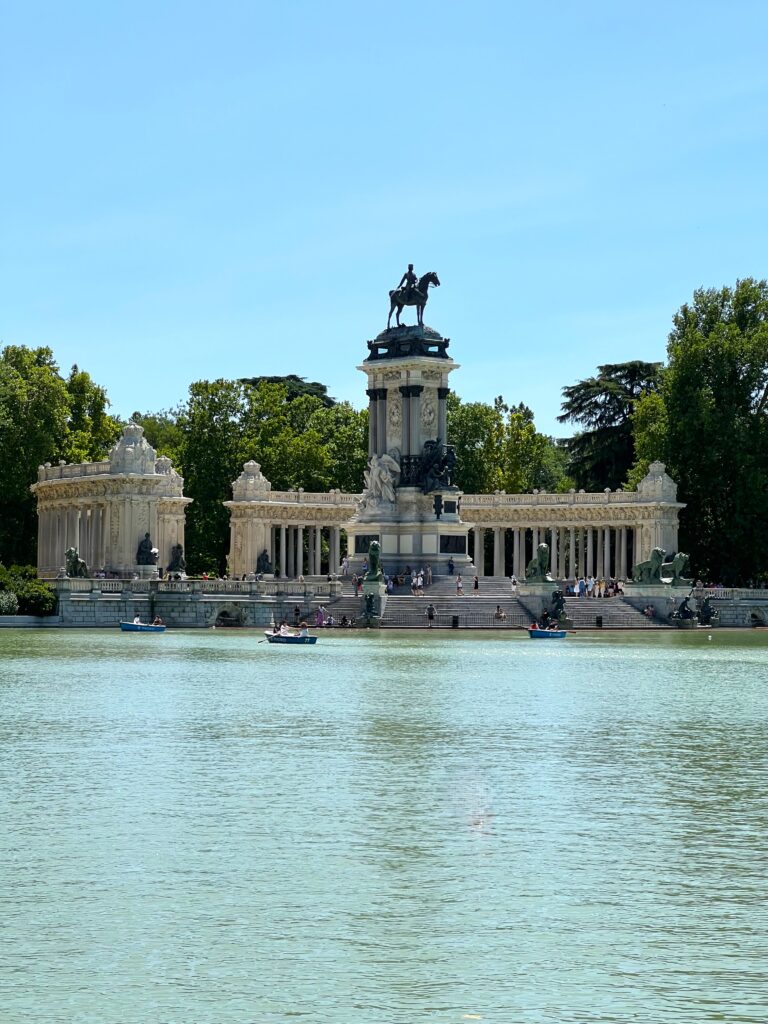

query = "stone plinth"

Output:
[[355, 579, 387, 628]]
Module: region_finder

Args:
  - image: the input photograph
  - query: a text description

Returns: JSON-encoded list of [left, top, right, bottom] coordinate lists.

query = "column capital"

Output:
[[437, 387, 450, 400]]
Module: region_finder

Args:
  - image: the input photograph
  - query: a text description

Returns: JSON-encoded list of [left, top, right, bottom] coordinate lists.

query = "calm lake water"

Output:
[[1, 628, 767, 1023]]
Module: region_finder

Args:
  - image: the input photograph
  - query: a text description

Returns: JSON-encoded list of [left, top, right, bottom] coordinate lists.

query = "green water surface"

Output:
[[1, 628, 767, 1023]]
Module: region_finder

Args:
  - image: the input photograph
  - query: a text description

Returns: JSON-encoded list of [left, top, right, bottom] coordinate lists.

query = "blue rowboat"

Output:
[[264, 632, 317, 645], [528, 628, 567, 639], [120, 621, 166, 633]]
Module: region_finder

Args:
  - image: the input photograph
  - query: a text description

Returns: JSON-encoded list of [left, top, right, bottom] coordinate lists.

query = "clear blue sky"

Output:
[[2, 1, 766, 435]]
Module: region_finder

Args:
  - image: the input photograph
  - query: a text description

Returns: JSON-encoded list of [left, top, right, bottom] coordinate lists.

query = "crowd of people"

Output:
[[565, 576, 625, 598]]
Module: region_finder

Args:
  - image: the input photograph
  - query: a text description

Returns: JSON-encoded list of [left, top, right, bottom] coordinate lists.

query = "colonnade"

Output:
[[37, 502, 110, 572], [270, 524, 344, 577], [472, 524, 635, 580]]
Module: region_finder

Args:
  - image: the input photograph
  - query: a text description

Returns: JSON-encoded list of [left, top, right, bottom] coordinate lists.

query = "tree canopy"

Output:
[[0, 346, 121, 565], [173, 379, 367, 573], [558, 361, 663, 490], [239, 374, 335, 407], [448, 394, 570, 494], [631, 279, 768, 582]]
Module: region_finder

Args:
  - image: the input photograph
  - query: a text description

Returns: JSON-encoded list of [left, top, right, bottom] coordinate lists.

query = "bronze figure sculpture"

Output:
[[388, 268, 441, 328]]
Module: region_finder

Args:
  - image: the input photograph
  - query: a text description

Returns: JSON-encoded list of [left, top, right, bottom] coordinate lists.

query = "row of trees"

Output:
[[559, 279, 768, 583], [2, 277, 767, 582]]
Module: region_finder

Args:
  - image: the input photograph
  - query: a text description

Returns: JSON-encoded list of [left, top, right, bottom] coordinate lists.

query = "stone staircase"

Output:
[[559, 595, 668, 629], [322, 576, 671, 629]]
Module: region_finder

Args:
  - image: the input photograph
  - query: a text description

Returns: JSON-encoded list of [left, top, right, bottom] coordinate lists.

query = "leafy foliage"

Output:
[[558, 361, 663, 490], [448, 394, 570, 494], [0, 564, 57, 615], [173, 379, 368, 574], [631, 279, 768, 582], [239, 374, 335, 407]]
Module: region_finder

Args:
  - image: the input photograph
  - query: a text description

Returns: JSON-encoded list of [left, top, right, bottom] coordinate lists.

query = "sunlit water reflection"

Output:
[[1, 629, 767, 1022]]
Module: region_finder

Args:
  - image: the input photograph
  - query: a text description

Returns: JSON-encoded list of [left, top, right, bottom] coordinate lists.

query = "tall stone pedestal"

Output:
[[346, 323, 474, 577]]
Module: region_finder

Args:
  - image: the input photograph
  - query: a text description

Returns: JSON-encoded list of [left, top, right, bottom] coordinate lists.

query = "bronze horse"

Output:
[[388, 271, 440, 329]]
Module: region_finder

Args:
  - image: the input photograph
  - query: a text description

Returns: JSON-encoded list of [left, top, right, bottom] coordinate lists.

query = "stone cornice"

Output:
[[32, 475, 187, 502], [225, 501, 352, 525]]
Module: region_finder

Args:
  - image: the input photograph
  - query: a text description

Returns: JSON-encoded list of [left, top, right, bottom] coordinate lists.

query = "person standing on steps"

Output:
[[425, 602, 436, 628], [472, 575, 479, 596], [456, 574, 464, 596]]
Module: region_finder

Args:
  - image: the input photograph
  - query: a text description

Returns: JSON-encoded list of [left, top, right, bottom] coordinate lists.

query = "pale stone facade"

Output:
[[463, 463, 683, 578], [225, 476, 357, 578], [223, 461, 683, 580], [31, 424, 191, 576], [222, 318, 684, 580]]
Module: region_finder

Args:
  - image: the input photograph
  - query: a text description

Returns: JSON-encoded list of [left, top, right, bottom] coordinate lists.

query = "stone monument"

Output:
[[345, 268, 473, 576]]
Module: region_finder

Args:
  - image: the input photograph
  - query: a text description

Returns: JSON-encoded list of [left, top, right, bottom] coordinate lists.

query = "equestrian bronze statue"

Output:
[[387, 268, 440, 329]]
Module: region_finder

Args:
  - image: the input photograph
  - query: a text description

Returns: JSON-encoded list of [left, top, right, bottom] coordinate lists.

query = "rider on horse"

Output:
[[398, 264, 419, 303]]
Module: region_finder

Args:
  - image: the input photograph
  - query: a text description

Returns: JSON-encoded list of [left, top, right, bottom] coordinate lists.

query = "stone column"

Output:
[[366, 389, 378, 456], [306, 528, 315, 575], [598, 524, 606, 581], [559, 529, 567, 579], [89, 507, 99, 570], [331, 526, 341, 572], [279, 525, 287, 576], [550, 528, 558, 579], [492, 527, 504, 576], [437, 387, 450, 443], [620, 527, 627, 579], [532, 526, 539, 553], [315, 525, 323, 575], [569, 528, 575, 580], [286, 527, 294, 578], [399, 386, 412, 457], [296, 526, 304, 577], [587, 528, 594, 577], [375, 389, 388, 456], [409, 385, 423, 457], [604, 526, 611, 578], [269, 525, 275, 567], [473, 527, 484, 575]]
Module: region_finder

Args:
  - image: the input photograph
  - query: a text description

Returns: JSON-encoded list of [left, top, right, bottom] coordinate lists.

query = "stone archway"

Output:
[[208, 601, 248, 628], [749, 606, 767, 627]]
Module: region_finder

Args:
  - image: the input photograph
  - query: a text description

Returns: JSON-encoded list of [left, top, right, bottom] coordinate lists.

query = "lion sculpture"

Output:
[[364, 539, 383, 582], [525, 542, 551, 582], [661, 551, 691, 586], [632, 547, 665, 584], [65, 546, 89, 578]]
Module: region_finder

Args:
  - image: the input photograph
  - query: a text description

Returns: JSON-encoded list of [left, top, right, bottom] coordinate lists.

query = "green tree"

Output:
[[61, 364, 121, 462], [558, 361, 663, 490], [240, 374, 335, 407], [176, 379, 250, 574], [0, 346, 122, 565], [0, 347, 71, 564], [448, 394, 570, 493], [447, 395, 506, 492], [632, 279, 768, 582], [174, 378, 367, 574]]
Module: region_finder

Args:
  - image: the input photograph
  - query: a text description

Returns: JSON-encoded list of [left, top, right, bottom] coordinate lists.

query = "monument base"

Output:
[[346, 488, 473, 577]]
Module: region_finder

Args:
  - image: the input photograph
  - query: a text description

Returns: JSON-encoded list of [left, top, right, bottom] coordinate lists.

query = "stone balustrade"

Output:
[[51, 577, 344, 598]]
